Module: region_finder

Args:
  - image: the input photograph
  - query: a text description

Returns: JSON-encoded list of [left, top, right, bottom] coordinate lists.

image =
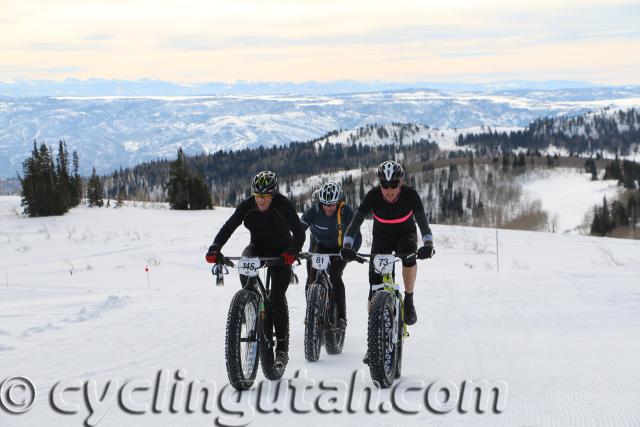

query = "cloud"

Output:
[[82, 33, 114, 41], [25, 41, 113, 52], [0, 66, 85, 74], [157, 1, 640, 54]]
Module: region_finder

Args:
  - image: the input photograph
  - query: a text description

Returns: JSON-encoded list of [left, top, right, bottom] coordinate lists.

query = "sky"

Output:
[[1, 0, 639, 85]]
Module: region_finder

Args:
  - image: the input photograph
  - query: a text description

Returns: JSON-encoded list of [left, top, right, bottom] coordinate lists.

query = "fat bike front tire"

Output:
[[367, 290, 399, 388], [225, 289, 260, 390], [304, 282, 325, 362]]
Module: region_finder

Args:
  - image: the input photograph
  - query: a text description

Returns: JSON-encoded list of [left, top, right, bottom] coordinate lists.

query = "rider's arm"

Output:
[[300, 206, 313, 232], [344, 191, 373, 247], [410, 190, 433, 243], [282, 197, 306, 253], [342, 205, 363, 250], [212, 199, 250, 249]]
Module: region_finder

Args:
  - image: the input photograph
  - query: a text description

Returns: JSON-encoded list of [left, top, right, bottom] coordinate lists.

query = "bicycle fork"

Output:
[[392, 284, 401, 345]]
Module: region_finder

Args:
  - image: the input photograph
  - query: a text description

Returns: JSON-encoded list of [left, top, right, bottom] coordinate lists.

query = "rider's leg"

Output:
[[239, 244, 258, 288], [329, 257, 347, 320], [397, 234, 419, 325], [396, 233, 418, 291], [269, 264, 291, 353], [368, 236, 394, 311], [306, 240, 318, 289], [402, 265, 417, 293]]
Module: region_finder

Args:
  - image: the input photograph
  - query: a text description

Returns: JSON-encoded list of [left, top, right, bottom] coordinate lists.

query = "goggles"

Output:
[[380, 180, 400, 189], [253, 193, 273, 200]]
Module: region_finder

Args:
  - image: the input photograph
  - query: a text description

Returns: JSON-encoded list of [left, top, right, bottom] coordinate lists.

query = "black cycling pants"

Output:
[[239, 244, 290, 350], [306, 243, 347, 320]]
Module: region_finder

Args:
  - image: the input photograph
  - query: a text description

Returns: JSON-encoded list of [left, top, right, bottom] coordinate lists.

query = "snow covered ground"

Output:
[[519, 169, 622, 233], [1, 196, 639, 426]]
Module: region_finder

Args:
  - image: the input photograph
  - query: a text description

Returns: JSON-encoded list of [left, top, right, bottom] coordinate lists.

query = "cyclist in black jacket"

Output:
[[205, 171, 305, 368], [301, 182, 362, 330], [341, 160, 434, 332]]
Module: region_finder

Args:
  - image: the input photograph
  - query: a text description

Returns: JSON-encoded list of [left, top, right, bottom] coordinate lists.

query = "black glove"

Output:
[[417, 243, 434, 259], [340, 245, 357, 261], [205, 244, 222, 264]]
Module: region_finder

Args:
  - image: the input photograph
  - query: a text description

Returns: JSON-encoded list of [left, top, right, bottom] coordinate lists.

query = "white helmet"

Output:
[[318, 182, 342, 205], [377, 160, 405, 182]]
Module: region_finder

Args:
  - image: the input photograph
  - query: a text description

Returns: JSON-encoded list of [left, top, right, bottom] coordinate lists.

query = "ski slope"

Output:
[[1, 196, 639, 426], [518, 168, 622, 234]]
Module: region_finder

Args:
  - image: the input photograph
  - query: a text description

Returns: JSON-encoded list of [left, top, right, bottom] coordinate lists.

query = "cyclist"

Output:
[[341, 160, 434, 331], [205, 171, 305, 368], [301, 182, 362, 330], [304, 189, 321, 279]]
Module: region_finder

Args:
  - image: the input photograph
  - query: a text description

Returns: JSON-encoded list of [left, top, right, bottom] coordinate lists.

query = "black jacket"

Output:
[[345, 185, 433, 242], [213, 193, 306, 253]]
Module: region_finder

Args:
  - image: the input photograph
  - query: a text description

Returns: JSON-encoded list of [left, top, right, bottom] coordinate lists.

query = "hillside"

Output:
[[2, 87, 640, 177], [1, 196, 639, 426]]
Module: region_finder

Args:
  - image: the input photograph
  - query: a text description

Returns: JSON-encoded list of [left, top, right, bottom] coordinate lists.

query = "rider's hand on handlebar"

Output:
[[205, 244, 223, 264], [417, 243, 434, 259], [280, 251, 298, 266], [340, 243, 357, 261]]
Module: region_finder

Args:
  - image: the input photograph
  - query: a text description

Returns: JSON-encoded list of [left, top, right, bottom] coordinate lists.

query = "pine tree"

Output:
[[20, 142, 65, 216], [87, 167, 104, 207], [115, 187, 125, 208], [55, 140, 71, 214], [189, 175, 213, 210], [70, 151, 82, 206], [19, 142, 41, 217], [19, 141, 77, 216], [167, 147, 212, 210], [167, 148, 190, 210], [39, 144, 58, 215]]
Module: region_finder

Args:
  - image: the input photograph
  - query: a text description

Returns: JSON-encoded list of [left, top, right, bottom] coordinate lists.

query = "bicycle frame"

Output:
[[215, 256, 282, 347], [367, 254, 410, 342], [303, 252, 338, 326]]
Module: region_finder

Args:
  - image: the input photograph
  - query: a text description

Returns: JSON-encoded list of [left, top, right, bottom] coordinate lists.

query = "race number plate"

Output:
[[238, 257, 260, 277], [311, 254, 330, 271], [373, 254, 395, 274]]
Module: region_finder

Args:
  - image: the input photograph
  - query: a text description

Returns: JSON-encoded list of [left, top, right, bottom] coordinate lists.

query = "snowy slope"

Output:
[[0, 196, 639, 426], [518, 169, 622, 233]]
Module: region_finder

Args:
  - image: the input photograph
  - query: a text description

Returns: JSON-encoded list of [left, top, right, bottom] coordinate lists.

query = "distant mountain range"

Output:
[[1, 85, 640, 178], [0, 78, 603, 98]]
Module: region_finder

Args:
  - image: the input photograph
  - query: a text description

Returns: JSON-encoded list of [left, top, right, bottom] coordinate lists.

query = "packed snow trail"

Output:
[[1, 196, 639, 426]]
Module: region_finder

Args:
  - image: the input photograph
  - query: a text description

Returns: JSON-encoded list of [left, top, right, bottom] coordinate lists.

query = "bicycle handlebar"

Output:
[[356, 252, 416, 259], [300, 252, 367, 264], [224, 256, 282, 262]]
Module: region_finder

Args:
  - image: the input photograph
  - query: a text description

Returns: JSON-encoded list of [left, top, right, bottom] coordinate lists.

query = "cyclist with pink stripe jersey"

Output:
[[341, 160, 434, 329]]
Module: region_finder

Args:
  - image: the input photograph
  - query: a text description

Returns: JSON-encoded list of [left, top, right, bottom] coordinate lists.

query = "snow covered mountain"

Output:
[[2, 87, 640, 177]]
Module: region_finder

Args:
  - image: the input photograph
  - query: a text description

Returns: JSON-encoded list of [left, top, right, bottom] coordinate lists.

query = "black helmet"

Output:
[[377, 160, 405, 181], [318, 182, 342, 205], [251, 170, 278, 195]]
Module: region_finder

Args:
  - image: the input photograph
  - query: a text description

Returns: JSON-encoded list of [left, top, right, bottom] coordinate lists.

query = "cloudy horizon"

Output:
[[1, 0, 639, 85]]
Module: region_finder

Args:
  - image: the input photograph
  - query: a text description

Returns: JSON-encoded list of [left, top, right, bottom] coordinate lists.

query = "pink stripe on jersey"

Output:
[[372, 210, 414, 224]]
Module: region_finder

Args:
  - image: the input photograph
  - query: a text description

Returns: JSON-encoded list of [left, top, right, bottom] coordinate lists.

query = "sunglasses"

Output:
[[321, 203, 337, 207], [253, 193, 273, 200], [380, 180, 400, 189]]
